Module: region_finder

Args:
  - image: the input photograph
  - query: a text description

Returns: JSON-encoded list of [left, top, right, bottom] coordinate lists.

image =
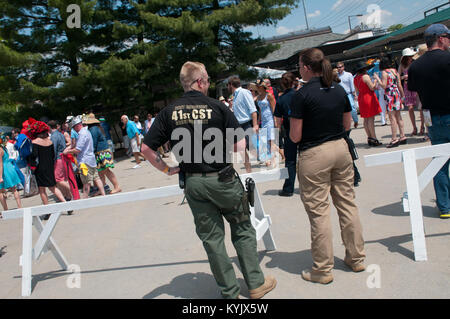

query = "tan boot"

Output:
[[249, 276, 277, 299], [301, 270, 333, 284], [344, 261, 366, 272]]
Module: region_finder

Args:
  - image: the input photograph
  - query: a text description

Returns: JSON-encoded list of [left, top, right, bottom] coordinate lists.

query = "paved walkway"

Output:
[[0, 111, 449, 299]]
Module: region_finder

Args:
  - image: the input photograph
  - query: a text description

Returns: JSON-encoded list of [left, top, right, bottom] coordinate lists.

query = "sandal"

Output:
[[411, 128, 417, 136], [368, 137, 382, 147], [419, 127, 425, 136], [386, 139, 400, 148], [399, 137, 407, 145]]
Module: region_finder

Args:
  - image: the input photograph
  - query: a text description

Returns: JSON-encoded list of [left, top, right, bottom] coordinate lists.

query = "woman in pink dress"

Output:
[[354, 61, 382, 146], [398, 48, 424, 136]]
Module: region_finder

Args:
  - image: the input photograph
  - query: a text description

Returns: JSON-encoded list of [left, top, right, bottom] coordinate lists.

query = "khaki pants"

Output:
[[298, 138, 365, 275]]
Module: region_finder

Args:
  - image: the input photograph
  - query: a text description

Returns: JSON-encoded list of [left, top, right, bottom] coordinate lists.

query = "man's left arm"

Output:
[[141, 144, 179, 175]]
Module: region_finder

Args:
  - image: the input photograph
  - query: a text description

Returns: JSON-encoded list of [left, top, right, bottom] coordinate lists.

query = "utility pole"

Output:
[[302, 0, 310, 30], [348, 14, 363, 33]]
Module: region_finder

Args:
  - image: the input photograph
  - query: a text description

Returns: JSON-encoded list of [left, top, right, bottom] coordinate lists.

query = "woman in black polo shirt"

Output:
[[289, 48, 366, 285]]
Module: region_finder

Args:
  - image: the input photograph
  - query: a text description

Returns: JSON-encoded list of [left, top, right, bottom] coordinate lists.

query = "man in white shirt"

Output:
[[227, 76, 259, 172], [337, 62, 359, 128]]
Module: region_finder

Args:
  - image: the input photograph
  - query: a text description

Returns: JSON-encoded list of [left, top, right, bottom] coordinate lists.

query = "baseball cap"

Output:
[[424, 24, 449, 37]]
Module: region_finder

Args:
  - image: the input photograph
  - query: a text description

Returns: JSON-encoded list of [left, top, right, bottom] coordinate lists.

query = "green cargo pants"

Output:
[[185, 173, 265, 299]]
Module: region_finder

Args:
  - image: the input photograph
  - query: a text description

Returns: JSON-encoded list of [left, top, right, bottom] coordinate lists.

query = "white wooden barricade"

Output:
[[364, 143, 450, 262], [2, 168, 287, 297]]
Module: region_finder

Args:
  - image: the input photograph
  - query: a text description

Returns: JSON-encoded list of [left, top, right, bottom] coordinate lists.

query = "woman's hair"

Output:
[[379, 57, 393, 70], [37, 131, 49, 139], [299, 48, 333, 88], [400, 55, 412, 68], [281, 72, 295, 90]]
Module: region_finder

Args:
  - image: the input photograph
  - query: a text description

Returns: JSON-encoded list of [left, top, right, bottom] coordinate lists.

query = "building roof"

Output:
[[346, 7, 450, 55], [255, 28, 344, 65]]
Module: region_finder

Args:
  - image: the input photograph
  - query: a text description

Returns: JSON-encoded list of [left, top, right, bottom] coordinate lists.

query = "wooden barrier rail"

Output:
[[2, 168, 288, 297]]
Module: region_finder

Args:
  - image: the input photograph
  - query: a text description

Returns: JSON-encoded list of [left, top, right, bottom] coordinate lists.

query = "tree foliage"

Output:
[[0, 0, 298, 125]]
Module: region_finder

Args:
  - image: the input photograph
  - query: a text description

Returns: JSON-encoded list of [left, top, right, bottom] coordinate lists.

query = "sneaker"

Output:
[[249, 276, 277, 299], [440, 211, 450, 219], [104, 185, 111, 194], [301, 270, 333, 284], [132, 164, 141, 169]]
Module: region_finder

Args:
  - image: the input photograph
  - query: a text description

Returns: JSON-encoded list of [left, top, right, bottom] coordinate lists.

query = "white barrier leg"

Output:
[[402, 150, 428, 261], [252, 185, 276, 251], [33, 215, 69, 270], [21, 208, 33, 297]]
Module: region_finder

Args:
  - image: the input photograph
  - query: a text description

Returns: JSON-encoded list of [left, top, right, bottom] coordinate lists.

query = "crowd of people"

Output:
[[0, 23, 448, 298]]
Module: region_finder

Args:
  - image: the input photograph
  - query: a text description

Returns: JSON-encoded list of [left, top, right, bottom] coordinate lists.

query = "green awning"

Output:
[[345, 7, 450, 54]]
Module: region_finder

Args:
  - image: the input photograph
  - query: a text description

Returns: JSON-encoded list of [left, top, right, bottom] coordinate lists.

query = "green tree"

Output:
[[0, 0, 299, 124], [387, 24, 404, 32]]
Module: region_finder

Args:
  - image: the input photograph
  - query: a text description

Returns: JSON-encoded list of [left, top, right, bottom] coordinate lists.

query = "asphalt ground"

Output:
[[0, 110, 449, 299]]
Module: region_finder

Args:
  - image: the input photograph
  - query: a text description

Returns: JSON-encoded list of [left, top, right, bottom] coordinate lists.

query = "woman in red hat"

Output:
[[27, 121, 67, 218]]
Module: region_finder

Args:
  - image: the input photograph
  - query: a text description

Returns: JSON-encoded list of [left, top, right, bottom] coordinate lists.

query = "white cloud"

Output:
[[276, 26, 294, 35], [358, 9, 393, 28], [332, 0, 344, 11], [307, 10, 321, 18]]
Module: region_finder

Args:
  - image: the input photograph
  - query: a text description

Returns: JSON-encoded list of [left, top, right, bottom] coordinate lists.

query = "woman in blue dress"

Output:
[[256, 80, 277, 167], [0, 136, 23, 213]]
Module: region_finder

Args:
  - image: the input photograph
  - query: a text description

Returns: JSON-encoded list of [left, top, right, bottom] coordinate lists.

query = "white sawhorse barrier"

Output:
[[364, 143, 450, 262], [2, 168, 287, 297]]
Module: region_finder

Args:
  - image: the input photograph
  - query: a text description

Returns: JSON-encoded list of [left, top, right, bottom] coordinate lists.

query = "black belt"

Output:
[[186, 171, 220, 177]]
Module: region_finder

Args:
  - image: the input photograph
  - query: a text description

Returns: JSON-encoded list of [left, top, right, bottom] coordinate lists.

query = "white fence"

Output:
[[364, 143, 450, 262], [2, 168, 288, 297]]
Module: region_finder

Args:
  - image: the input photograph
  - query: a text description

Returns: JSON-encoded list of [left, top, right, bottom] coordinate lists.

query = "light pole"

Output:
[[302, 0, 309, 30], [348, 14, 363, 33]]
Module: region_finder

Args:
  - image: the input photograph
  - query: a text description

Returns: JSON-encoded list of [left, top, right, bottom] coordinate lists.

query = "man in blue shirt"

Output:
[[121, 115, 145, 169], [227, 76, 258, 173], [99, 117, 115, 156]]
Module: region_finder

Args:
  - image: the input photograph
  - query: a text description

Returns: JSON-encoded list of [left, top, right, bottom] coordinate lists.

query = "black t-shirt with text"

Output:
[[289, 77, 351, 151], [408, 49, 450, 116], [144, 90, 241, 173]]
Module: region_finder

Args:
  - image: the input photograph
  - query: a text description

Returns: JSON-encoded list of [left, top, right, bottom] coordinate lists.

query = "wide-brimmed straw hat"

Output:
[[83, 113, 100, 125], [413, 44, 427, 60]]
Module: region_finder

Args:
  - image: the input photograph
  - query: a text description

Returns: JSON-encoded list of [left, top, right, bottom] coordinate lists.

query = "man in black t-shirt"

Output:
[[141, 61, 276, 299], [408, 23, 450, 219]]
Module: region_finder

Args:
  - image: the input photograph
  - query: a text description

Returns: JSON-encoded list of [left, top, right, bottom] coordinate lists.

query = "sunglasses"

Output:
[[440, 34, 449, 39]]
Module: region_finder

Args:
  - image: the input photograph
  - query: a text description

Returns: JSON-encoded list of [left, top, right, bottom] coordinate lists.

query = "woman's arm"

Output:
[[343, 112, 352, 132], [289, 118, 303, 143], [268, 93, 276, 114], [0, 148, 4, 183], [395, 69, 405, 98], [375, 71, 388, 90]]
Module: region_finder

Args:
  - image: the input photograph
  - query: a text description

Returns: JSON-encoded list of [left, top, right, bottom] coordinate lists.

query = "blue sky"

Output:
[[247, 0, 447, 38]]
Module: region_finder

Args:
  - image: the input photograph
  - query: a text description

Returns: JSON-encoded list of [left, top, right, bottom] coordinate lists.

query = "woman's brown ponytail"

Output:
[[300, 48, 333, 88]]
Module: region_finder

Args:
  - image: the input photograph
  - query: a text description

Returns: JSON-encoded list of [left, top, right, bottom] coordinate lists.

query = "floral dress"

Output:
[[384, 69, 402, 112]]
